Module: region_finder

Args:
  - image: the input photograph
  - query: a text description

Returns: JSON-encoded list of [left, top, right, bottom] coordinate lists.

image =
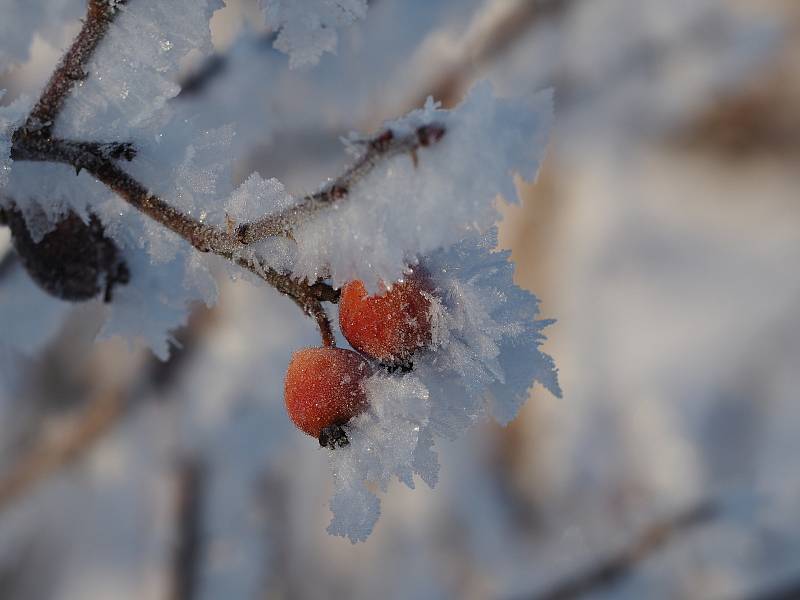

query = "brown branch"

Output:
[[524, 501, 718, 600], [8, 0, 447, 346], [235, 124, 446, 242], [228, 252, 337, 347], [11, 127, 443, 346], [18, 0, 126, 140]]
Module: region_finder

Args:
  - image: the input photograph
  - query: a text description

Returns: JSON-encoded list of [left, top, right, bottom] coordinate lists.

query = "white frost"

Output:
[[327, 230, 560, 542], [260, 0, 368, 68], [225, 81, 553, 291], [0, 0, 83, 73], [0, 94, 29, 194]]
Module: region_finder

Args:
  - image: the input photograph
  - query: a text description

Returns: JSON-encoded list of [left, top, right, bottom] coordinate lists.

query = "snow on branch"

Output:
[[1, 0, 560, 546]]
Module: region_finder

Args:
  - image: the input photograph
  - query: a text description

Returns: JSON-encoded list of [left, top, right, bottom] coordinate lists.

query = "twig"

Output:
[[169, 458, 206, 600], [524, 501, 718, 600], [227, 252, 337, 347], [12, 126, 446, 253], [19, 0, 125, 140], [0, 390, 125, 508], [8, 0, 447, 346], [235, 124, 446, 242]]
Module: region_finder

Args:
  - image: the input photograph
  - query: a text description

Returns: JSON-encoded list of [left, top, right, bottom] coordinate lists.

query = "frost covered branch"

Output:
[[234, 124, 446, 243], [7, 0, 447, 346], [17, 0, 125, 140]]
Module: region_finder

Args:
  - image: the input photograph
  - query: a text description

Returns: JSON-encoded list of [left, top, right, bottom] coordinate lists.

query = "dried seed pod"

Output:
[[1, 206, 129, 302]]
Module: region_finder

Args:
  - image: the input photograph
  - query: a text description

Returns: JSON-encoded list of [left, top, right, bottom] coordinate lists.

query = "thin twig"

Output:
[[402, 0, 573, 112], [18, 0, 125, 140], [524, 501, 718, 600], [235, 124, 446, 242]]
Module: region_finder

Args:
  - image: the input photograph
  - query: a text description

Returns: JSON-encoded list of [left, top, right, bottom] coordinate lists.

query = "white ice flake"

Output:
[[260, 0, 368, 68]]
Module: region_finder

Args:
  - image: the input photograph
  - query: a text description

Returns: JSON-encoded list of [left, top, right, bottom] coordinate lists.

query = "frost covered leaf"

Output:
[[327, 230, 560, 542], [126, 121, 236, 263], [288, 81, 553, 289], [260, 0, 368, 68]]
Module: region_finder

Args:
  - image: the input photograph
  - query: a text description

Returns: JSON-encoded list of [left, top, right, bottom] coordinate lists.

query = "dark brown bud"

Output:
[[2, 205, 129, 302]]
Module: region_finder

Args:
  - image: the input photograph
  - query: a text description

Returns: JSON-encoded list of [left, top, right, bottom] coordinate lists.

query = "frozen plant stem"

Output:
[[8, 0, 446, 346], [21, 0, 124, 138]]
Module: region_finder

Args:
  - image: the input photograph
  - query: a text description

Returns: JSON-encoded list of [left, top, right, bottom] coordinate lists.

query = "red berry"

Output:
[[284, 347, 372, 439], [338, 271, 433, 365]]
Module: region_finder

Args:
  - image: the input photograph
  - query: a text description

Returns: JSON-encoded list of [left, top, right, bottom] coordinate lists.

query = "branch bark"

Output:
[[19, 0, 125, 140]]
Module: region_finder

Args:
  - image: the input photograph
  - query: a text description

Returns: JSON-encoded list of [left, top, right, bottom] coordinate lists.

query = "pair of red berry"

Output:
[[284, 272, 434, 446]]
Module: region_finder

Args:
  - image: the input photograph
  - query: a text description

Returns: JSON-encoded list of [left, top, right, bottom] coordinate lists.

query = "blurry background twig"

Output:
[[525, 501, 718, 600]]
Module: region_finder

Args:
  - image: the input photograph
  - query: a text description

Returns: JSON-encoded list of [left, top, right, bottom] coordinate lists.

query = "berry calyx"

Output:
[[338, 271, 434, 366], [284, 347, 372, 444]]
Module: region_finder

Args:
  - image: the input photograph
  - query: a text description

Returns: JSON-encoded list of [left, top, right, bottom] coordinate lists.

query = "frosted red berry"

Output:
[[284, 347, 372, 439], [338, 271, 433, 365]]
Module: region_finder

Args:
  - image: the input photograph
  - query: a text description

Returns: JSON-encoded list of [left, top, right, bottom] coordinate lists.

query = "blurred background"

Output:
[[1, 0, 800, 598]]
